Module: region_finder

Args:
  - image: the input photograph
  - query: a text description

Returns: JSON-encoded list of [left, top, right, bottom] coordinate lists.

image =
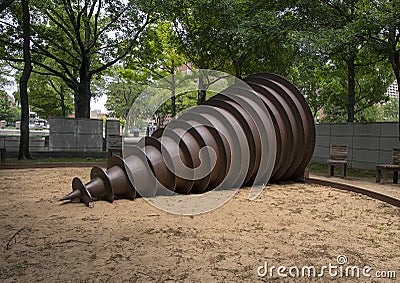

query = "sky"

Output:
[[91, 94, 108, 114]]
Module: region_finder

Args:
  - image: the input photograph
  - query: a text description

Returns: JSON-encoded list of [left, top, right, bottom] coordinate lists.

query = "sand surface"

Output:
[[0, 168, 399, 282]]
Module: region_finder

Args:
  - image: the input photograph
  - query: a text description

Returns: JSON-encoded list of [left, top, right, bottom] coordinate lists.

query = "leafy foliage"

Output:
[[28, 74, 74, 118], [1, 0, 156, 118], [0, 0, 399, 124], [0, 89, 20, 123], [104, 69, 147, 119]]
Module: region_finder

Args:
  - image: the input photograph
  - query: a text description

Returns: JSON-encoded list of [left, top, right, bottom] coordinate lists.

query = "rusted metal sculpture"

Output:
[[61, 73, 316, 206]]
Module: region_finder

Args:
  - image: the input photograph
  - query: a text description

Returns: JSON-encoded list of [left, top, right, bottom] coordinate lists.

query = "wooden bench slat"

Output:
[[330, 145, 348, 161], [376, 164, 400, 169], [327, 159, 347, 164]]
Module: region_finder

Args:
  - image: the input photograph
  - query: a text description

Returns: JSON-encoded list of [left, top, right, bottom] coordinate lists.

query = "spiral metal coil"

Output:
[[61, 73, 316, 206]]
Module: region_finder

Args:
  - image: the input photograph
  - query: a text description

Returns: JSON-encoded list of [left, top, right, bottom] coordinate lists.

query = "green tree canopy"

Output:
[[0, 89, 20, 123], [1, 0, 156, 118]]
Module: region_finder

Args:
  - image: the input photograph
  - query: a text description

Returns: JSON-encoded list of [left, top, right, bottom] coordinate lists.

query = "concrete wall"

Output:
[[105, 119, 120, 136], [49, 118, 103, 152], [0, 136, 47, 152], [312, 122, 400, 170], [105, 119, 121, 149]]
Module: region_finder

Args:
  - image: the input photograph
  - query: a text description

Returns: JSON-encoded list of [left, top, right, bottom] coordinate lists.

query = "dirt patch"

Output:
[[0, 168, 399, 282]]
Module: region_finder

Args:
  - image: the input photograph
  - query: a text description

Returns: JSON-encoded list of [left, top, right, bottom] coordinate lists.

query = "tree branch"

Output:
[[0, 0, 16, 13], [63, 0, 85, 53], [30, 38, 77, 80], [48, 79, 62, 96], [41, 9, 81, 55], [32, 69, 58, 76], [0, 18, 18, 29], [321, 0, 347, 18], [92, 0, 102, 46], [32, 60, 77, 88], [4, 58, 23, 70], [30, 26, 80, 63], [354, 100, 376, 114], [87, 0, 97, 19], [0, 36, 22, 50], [89, 5, 135, 52], [90, 9, 155, 76]]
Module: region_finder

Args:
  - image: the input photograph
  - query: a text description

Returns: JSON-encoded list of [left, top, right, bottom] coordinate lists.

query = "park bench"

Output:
[[376, 148, 400, 185], [327, 144, 348, 178], [107, 135, 122, 157]]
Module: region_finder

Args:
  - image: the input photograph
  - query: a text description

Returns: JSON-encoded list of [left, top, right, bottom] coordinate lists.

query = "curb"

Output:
[[306, 177, 400, 208]]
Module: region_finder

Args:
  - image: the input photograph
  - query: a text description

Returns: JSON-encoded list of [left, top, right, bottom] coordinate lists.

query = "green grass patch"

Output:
[[308, 163, 376, 178]]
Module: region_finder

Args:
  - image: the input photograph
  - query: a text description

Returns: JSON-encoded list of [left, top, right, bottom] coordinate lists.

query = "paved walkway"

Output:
[[308, 173, 400, 207]]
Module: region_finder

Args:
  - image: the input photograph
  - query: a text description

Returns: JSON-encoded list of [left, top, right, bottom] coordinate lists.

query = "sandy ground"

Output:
[[0, 168, 399, 282]]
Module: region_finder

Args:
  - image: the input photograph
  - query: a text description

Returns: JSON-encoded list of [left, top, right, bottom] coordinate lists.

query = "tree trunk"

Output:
[[346, 54, 356, 123], [197, 89, 206, 105], [385, 24, 400, 139], [388, 44, 400, 139], [171, 77, 176, 117], [18, 0, 32, 160], [171, 59, 176, 117], [233, 58, 242, 79], [124, 89, 132, 119], [396, 75, 400, 140], [395, 69, 400, 139], [72, 6, 92, 119], [60, 85, 66, 118], [75, 73, 91, 118], [197, 74, 206, 105]]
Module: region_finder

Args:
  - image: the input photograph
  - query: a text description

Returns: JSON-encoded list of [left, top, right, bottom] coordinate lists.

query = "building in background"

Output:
[[176, 63, 192, 75], [386, 80, 399, 99], [90, 109, 107, 120]]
